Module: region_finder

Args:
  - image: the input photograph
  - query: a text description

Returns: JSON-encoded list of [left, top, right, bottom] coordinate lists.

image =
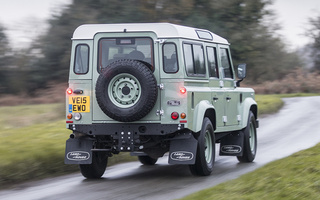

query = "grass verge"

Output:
[[180, 142, 320, 200], [0, 119, 137, 188], [0, 120, 77, 186], [0, 104, 137, 189], [255, 94, 284, 115], [256, 93, 320, 115]]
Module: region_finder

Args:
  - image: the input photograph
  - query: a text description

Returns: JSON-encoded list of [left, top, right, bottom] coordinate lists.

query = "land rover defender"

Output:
[[65, 23, 258, 178]]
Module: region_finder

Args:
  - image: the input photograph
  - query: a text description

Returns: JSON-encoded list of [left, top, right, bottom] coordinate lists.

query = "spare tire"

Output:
[[96, 59, 158, 122]]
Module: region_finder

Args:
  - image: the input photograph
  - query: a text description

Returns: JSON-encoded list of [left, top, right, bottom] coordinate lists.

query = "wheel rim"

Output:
[[249, 121, 256, 153], [204, 129, 213, 164], [108, 73, 141, 108]]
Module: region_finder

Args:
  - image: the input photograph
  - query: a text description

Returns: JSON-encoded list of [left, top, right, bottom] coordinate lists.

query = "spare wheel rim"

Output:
[[108, 73, 141, 108]]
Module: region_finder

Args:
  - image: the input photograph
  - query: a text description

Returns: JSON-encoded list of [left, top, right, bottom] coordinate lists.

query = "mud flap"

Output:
[[168, 133, 197, 165], [219, 131, 244, 156], [64, 138, 94, 164]]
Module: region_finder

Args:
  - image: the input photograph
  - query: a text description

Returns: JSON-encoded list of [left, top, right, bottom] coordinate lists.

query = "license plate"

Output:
[[68, 96, 90, 112]]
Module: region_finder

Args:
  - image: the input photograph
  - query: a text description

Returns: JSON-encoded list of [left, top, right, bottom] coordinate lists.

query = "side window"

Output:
[[184, 44, 194, 75], [206, 47, 218, 78], [220, 48, 233, 79], [183, 43, 206, 77], [163, 43, 178, 73], [74, 44, 89, 74], [193, 45, 206, 74]]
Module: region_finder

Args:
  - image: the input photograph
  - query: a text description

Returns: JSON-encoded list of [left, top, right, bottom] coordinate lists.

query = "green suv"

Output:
[[64, 23, 258, 178]]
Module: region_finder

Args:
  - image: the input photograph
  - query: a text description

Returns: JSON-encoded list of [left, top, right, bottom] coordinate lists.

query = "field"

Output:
[[0, 94, 318, 189]]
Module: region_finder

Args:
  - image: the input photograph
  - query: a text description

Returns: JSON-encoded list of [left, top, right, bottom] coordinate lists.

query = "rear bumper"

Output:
[[68, 123, 185, 136]]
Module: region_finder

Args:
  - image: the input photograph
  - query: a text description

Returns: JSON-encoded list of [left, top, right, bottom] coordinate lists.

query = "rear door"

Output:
[[67, 40, 93, 125], [92, 32, 161, 122]]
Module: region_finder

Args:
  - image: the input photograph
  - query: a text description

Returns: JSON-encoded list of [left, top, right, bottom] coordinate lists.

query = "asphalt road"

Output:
[[1, 96, 320, 200]]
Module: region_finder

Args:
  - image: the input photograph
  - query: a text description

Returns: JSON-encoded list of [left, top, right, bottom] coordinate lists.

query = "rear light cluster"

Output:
[[66, 88, 82, 123], [170, 87, 187, 122], [66, 113, 82, 121], [171, 111, 187, 122]]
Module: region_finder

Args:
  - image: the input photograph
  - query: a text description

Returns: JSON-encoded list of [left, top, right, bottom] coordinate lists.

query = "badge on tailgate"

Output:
[[69, 96, 90, 112]]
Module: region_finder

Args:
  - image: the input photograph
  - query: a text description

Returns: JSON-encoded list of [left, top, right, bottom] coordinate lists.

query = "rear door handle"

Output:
[[226, 97, 231, 101]]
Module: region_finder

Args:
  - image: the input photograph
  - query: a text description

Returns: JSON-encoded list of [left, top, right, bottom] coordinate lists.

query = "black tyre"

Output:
[[79, 152, 108, 179], [237, 111, 257, 162], [189, 117, 215, 176], [96, 59, 158, 122], [138, 155, 158, 165]]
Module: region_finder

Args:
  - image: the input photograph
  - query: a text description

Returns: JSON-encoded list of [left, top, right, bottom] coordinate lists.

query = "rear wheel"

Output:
[[79, 152, 108, 179], [138, 155, 158, 165], [189, 117, 215, 176], [237, 111, 257, 162]]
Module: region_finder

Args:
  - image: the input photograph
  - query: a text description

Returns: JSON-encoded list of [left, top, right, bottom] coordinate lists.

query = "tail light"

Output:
[[171, 112, 179, 120], [180, 87, 186, 94], [67, 88, 73, 95]]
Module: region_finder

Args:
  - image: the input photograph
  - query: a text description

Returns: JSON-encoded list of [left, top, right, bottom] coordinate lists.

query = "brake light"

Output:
[[66, 88, 73, 95], [180, 87, 186, 94], [171, 112, 179, 120]]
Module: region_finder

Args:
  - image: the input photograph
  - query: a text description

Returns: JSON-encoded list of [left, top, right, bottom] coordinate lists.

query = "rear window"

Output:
[[74, 44, 89, 74], [98, 37, 154, 72], [163, 43, 178, 73]]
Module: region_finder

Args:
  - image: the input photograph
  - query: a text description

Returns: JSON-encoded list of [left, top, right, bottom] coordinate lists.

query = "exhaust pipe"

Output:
[[70, 132, 86, 139]]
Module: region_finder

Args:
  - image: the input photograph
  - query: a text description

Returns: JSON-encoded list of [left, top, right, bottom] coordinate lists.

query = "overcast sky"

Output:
[[0, 0, 71, 48], [0, 0, 319, 50], [269, 0, 320, 50]]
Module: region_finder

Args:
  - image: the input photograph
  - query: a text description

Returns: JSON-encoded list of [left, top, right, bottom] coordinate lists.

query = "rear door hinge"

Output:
[[155, 39, 166, 44], [156, 109, 164, 116], [158, 83, 164, 90]]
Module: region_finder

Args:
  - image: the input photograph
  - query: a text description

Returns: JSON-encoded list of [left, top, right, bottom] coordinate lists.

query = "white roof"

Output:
[[72, 23, 229, 44]]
